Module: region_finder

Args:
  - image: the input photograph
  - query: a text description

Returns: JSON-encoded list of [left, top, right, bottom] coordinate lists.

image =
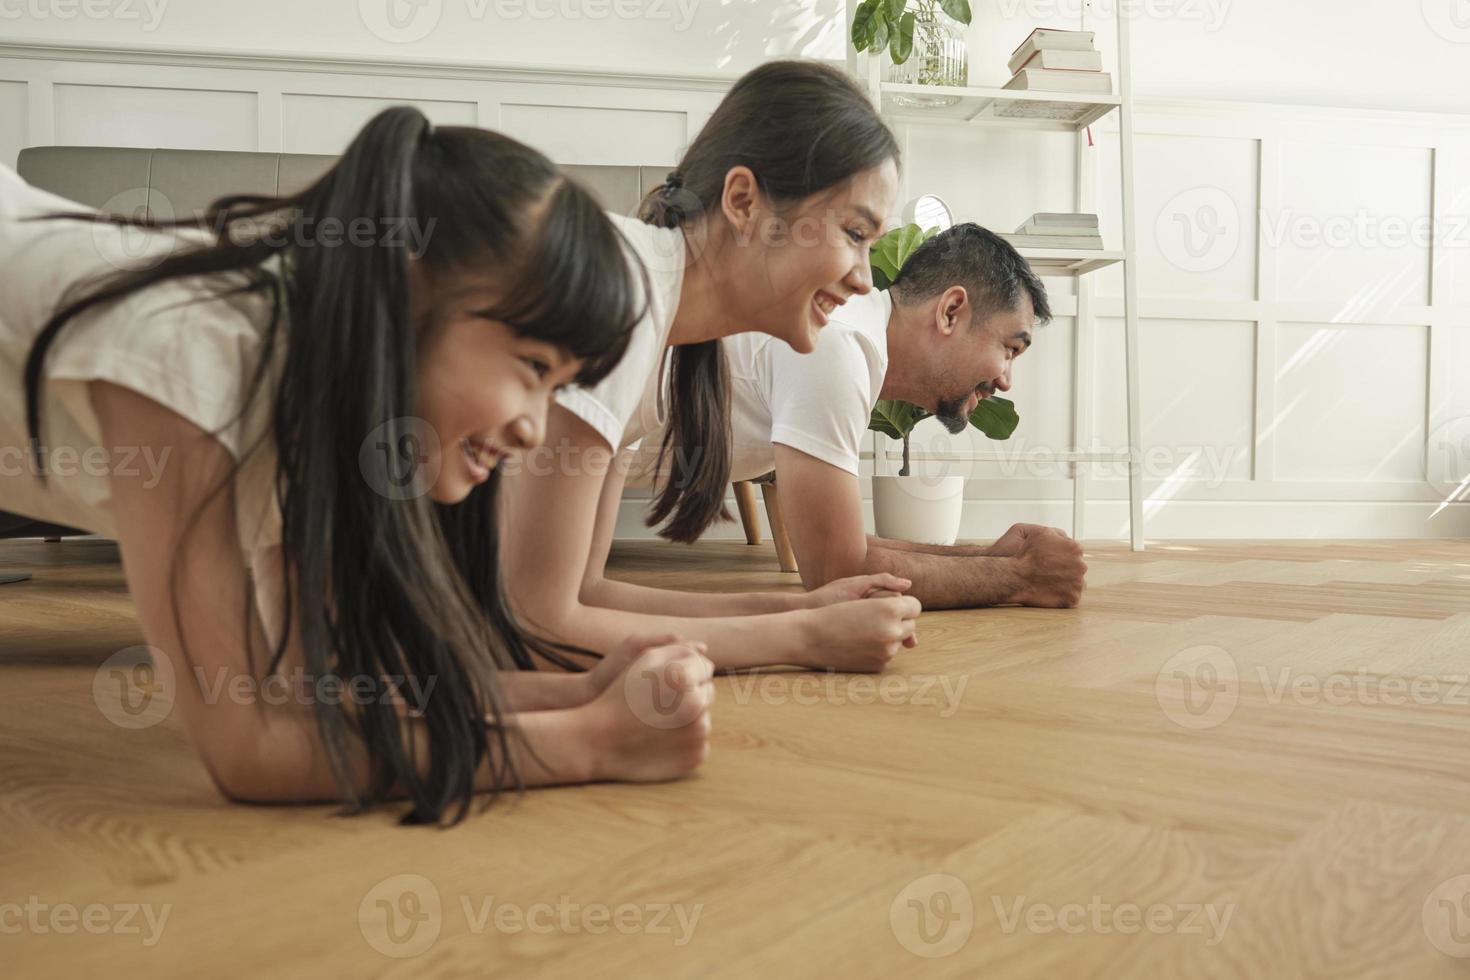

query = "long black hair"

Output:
[[638, 59, 900, 543], [23, 107, 642, 825]]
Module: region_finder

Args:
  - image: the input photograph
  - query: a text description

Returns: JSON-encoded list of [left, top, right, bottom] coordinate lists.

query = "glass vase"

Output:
[[885, 7, 968, 107]]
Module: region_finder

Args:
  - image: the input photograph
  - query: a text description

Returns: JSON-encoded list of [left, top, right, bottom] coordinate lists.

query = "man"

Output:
[[646, 222, 1087, 611]]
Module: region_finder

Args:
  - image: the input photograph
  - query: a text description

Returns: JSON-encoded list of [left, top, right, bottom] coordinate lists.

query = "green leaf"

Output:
[[939, 0, 971, 24], [870, 6, 891, 54], [890, 10, 915, 64], [850, 0, 877, 51], [869, 399, 928, 440], [968, 395, 1020, 440], [870, 222, 942, 291]]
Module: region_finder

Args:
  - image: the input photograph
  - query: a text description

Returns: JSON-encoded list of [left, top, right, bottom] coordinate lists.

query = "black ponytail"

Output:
[[637, 60, 899, 544]]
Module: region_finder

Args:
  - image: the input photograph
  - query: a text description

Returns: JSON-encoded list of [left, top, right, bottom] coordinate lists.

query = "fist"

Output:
[[1009, 526, 1087, 608]]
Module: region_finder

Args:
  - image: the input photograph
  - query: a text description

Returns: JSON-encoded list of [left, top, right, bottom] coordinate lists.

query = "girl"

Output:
[[501, 60, 924, 671], [1, 108, 714, 825]]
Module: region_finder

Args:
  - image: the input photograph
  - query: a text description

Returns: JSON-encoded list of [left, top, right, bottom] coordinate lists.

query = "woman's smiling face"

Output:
[[720, 158, 899, 353]]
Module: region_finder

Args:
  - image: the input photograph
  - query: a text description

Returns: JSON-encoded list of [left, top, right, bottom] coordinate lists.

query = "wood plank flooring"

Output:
[[3, 536, 1470, 978]]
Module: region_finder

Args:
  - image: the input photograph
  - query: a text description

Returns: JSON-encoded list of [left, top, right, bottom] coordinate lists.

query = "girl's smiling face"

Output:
[[413, 280, 584, 504]]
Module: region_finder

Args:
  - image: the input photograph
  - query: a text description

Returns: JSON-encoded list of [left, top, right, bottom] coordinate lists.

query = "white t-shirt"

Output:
[[553, 212, 686, 450], [722, 289, 891, 482], [0, 164, 283, 562]]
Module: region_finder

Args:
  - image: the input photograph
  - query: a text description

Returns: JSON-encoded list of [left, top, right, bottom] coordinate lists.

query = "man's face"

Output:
[[930, 292, 1035, 430]]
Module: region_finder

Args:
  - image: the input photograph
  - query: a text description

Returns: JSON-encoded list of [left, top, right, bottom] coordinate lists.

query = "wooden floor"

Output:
[[3, 536, 1470, 978]]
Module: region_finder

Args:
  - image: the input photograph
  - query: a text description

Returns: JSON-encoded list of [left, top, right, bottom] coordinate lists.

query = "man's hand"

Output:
[[988, 523, 1057, 558], [1003, 526, 1088, 607]]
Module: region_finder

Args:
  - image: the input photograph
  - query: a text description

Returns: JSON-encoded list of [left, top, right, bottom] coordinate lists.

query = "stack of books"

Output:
[[1002, 213, 1103, 250], [1003, 28, 1112, 94]]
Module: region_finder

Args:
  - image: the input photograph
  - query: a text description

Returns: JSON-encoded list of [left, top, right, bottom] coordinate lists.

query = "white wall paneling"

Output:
[[0, 41, 1466, 540]]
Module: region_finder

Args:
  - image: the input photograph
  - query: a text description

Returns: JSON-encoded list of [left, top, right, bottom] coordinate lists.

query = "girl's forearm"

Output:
[[216, 701, 604, 805]]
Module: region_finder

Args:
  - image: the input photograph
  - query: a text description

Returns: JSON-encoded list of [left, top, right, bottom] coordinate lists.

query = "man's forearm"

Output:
[[862, 543, 1022, 610], [867, 534, 997, 558], [581, 575, 805, 617]]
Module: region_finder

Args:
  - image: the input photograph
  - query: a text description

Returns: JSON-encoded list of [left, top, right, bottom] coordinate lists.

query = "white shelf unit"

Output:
[[847, 11, 1146, 551]]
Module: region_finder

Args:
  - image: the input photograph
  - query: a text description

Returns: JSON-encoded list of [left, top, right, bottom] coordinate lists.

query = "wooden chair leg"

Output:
[[759, 482, 799, 574], [733, 481, 761, 545]]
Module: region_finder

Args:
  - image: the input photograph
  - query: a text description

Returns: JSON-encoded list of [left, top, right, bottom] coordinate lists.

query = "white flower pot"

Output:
[[871, 475, 965, 546]]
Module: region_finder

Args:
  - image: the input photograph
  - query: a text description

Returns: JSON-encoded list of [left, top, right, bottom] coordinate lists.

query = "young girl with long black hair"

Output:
[[1, 107, 713, 825]]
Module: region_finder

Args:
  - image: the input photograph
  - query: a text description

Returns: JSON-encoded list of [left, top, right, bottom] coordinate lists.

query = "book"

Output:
[[1016, 223, 1102, 237], [1007, 28, 1098, 74], [1019, 213, 1099, 230], [1000, 233, 1104, 250], [1010, 48, 1104, 73], [1003, 68, 1113, 94]]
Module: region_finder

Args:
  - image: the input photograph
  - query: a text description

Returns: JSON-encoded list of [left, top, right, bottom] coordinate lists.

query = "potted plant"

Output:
[[867, 223, 1020, 544], [850, 0, 971, 106]]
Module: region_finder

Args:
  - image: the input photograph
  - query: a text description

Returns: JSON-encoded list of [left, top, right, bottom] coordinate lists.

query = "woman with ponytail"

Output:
[[501, 60, 924, 672], [0, 107, 714, 824]]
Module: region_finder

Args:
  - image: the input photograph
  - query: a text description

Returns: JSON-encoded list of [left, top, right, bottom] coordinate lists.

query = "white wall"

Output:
[[4, 1, 1469, 112], [1, 4, 1468, 542]]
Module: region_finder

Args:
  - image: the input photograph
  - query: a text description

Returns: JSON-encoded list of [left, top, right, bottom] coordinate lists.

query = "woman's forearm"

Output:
[[581, 574, 805, 616], [518, 594, 816, 672]]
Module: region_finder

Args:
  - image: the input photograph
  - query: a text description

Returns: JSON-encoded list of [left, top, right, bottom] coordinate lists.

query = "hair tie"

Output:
[[662, 172, 683, 196]]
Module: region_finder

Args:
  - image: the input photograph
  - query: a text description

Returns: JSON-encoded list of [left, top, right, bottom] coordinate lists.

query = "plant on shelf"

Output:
[[867, 223, 1020, 477], [851, 0, 971, 97]]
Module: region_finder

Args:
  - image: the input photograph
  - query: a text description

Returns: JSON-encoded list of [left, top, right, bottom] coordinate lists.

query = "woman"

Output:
[[501, 60, 924, 672], [2, 108, 713, 825]]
